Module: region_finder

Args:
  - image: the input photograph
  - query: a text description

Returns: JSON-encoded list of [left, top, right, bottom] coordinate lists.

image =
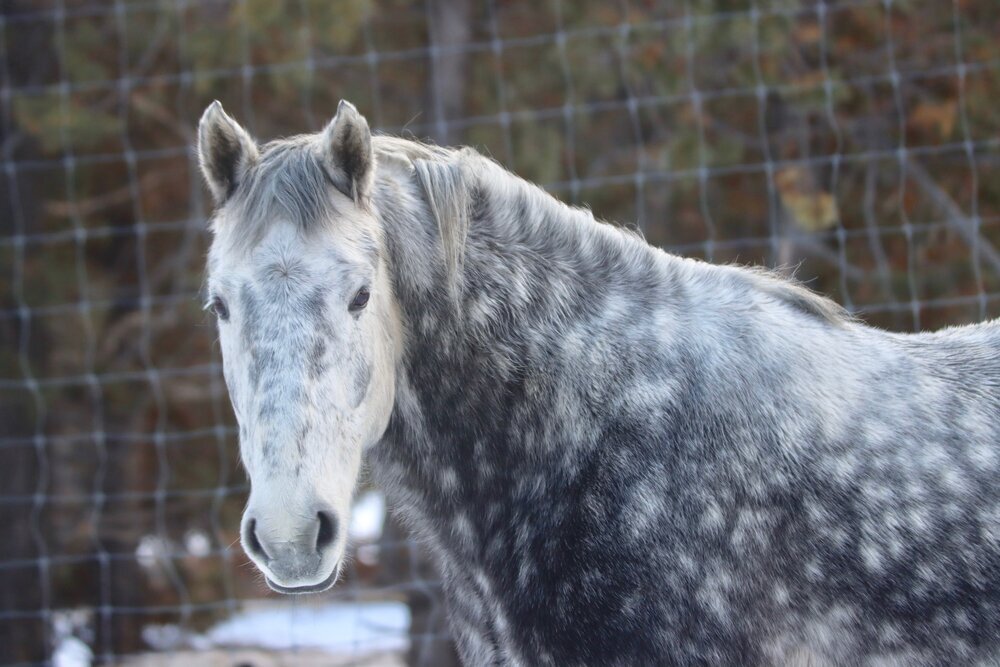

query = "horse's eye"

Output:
[[210, 296, 229, 321], [349, 287, 370, 312]]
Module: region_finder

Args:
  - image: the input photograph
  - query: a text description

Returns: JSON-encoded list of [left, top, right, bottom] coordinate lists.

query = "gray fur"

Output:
[[412, 152, 475, 295], [224, 135, 343, 250], [370, 137, 1000, 666], [320, 100, 376, 205], [203, 107, 1000, 666], [197, 101, 259, 203]]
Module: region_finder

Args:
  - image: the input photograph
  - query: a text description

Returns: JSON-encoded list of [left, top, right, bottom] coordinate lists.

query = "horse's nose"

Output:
[[242, 517, 270, 561], [315, 509, 338, 553], [241, 508, 340, 562]]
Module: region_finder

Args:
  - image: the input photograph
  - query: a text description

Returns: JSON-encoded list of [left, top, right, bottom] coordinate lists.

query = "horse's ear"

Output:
[[197, 101, 258, 205], [320, 100, 375, 206]]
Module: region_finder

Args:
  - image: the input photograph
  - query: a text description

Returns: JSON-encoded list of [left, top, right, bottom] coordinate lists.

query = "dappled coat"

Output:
[[198, 101, 1000, 666], [373, 145, 1000, 666]]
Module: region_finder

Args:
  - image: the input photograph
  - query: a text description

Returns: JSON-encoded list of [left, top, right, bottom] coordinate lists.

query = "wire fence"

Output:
[[1, 0, 998, 664]]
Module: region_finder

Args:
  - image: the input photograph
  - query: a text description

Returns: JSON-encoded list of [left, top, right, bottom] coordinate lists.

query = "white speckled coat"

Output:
[[199, 101, 1000, 666]]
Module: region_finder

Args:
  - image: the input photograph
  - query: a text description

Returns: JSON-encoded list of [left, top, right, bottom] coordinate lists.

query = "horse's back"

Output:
[[696, 316, 1000, 665], [531, 313, 1000, 666]]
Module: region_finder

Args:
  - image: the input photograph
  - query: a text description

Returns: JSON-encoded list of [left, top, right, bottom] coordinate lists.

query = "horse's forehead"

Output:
[[238, 274, 330, 324], [209, 215, 378, 301], [212, 220, 321, 270]]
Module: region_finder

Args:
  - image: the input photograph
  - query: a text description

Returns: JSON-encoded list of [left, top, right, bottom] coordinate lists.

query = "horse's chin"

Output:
[[265, 566, 340, 595]]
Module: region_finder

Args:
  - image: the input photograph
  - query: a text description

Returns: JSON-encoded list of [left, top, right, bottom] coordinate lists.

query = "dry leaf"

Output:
[[909, 101, 957, 140], [776, 167, 840, 232]]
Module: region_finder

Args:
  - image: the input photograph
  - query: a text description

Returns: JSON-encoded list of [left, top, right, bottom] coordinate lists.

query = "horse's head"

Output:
[[197, 101, 399, 593]]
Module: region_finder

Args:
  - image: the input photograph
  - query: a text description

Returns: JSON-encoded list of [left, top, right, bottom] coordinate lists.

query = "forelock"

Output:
[[219, 135, 341, 250]]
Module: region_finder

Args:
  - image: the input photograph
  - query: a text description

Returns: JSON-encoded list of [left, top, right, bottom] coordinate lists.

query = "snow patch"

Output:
[[206, 600, 410, 655], [53, 637, 93, 667]]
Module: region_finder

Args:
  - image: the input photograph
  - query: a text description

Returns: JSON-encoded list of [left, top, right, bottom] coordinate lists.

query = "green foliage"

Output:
[[13, 95, 122, 153]]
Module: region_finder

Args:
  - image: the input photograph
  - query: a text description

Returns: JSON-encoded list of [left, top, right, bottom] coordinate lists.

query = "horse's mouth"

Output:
[[265, 568, 339, 595]]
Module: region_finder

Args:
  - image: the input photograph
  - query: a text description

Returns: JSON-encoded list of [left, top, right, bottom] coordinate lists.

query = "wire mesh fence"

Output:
[[1, 0, 998, 664]]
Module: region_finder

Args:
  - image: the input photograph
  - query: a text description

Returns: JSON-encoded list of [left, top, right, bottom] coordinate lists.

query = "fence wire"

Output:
[[1, 0, 999, 665]]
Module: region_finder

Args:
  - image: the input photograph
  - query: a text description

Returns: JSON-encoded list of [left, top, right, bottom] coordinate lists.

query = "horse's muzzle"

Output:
[[241, 507, 341, 594], [265, 566, 340, 594]]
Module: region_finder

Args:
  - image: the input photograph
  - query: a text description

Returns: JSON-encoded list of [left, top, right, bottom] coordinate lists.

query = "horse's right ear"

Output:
[[319, 100, 375, 207], [197, 101, 258, 205]]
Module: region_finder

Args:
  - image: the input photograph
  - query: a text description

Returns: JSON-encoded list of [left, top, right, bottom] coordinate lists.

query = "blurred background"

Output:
[[1, 0, 999, 664]]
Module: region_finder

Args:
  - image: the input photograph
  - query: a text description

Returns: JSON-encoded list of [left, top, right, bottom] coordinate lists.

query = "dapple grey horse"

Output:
[[198, 99, 1000, 665]]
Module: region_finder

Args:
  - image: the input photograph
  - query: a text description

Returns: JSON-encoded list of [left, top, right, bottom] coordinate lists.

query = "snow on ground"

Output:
[[52, 609, 95, 667], [126, 600, 411, 666], [206, 599, 410, 654], [120, 648, 405, 666], [56, 493, 400, 666], [123, 649, 406, 667], [52, 637, 93, 667], [58, 598, 410, 667]]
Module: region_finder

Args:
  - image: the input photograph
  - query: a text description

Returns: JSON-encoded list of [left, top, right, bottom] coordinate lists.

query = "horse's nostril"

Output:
[[244, 518, 269, 561], [316, 510, 338, 553]]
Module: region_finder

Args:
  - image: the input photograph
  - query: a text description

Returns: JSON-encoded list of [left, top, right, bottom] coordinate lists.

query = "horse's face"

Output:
[[198, 101, 398, 593]]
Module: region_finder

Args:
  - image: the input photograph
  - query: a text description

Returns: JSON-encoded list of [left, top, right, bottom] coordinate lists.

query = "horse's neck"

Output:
[[370, 158, 671, 535], [377, 156, 663, 381]]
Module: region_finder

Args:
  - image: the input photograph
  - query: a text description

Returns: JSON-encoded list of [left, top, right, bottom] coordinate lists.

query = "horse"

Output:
[[196, 99, 1000, 666]]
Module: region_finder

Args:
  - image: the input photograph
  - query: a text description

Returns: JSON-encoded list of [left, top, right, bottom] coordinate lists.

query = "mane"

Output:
[[222, 134, 343, 249], [226, 131, 850, 326], [373, 135, 851, 327], [738, 265, 852, 326], [375, 137, 478, 295], [221, 133, 466, 253]]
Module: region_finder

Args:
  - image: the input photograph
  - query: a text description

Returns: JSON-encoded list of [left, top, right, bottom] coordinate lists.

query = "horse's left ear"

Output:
[[320, 100, 375, 206]]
